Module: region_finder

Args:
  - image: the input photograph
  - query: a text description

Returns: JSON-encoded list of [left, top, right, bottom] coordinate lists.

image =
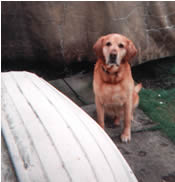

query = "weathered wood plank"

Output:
[[2, 71, 138, 182], [12, 72, 97, 182], [2, 73, 71, 182], [1, 136, 18, 182], [1, 112, 30, 182], [24, 72, 116, 182], [25, 72, 137, 182], [2, 82, 47, 182]]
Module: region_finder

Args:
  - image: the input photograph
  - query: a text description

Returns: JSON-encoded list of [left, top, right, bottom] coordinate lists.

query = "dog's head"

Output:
[[93, 33, 137, 67]]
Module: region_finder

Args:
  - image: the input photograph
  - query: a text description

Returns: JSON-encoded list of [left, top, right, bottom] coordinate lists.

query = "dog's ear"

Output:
[[125, 40, 137, 62], [93, 36, 105, 59]]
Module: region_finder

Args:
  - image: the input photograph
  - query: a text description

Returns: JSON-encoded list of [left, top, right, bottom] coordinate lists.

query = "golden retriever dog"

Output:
[[93, 33, 142, 143]]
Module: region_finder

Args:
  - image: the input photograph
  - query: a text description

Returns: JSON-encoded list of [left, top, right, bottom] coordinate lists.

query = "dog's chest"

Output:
[[99, 85, 126, 106]]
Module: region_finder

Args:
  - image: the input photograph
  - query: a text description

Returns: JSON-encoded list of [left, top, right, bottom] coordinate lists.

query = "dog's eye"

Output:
[[106, 42, 111, 46], [118, 43, 124, 48]]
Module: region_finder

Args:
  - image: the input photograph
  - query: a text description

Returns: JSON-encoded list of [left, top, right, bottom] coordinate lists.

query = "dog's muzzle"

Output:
[[109, 53, 118, 65]]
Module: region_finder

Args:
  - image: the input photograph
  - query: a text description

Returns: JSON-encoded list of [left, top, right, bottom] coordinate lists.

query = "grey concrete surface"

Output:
[[49, 78, 83, 106], [113, 132, 175, 182], [82, 104, 157, 137], [49, 72, 94, 106], [64, 73, 94, 105]]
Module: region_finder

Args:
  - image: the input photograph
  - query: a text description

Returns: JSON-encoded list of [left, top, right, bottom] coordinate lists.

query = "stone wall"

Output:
[[2, 2, 175, 69]]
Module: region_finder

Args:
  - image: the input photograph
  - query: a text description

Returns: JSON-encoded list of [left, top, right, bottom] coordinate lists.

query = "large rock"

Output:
[[2, 2, 175, 71]]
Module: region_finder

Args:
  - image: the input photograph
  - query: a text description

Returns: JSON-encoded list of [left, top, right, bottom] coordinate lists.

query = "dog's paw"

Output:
[[120, 133, 131, 143]]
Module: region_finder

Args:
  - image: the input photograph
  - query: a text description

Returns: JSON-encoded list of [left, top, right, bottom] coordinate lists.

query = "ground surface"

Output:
[[2, 57, 175, 182], [48, 57, 175, 182]]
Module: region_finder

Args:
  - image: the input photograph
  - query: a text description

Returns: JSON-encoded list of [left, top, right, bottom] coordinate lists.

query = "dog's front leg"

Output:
[[121, 100, 132, 143], [95, 96, 105, 129]]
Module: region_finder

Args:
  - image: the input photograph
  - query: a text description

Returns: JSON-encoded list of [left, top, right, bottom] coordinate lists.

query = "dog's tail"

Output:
[[135, 83, 142, 93]]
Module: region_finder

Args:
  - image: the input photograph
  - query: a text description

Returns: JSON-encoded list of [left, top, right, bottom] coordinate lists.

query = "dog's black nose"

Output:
[[110, 53, 116, 60], [109, 53, 117, 63]]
